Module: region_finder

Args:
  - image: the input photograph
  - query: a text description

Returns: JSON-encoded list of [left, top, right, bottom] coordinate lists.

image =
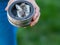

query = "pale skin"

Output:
[[5, 0, 40, 26]]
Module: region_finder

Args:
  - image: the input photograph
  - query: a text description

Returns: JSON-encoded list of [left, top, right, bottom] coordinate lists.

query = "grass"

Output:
[[17, 0, 60, 45]]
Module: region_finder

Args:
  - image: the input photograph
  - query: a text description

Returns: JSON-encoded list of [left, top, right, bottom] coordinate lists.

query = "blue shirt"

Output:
[[0, 0, 17, 45]]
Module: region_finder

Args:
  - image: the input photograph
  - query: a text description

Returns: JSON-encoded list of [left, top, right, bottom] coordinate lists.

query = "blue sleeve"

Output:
[[0, 1, 17, 45]]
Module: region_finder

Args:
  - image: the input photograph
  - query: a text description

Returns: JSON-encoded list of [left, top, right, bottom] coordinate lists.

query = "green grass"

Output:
[[17, 0, 60, 45]]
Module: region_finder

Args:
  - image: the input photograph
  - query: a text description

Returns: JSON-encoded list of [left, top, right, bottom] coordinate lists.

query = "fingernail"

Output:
[[30, 24, 32, 27], [5, 7, 8, 11]]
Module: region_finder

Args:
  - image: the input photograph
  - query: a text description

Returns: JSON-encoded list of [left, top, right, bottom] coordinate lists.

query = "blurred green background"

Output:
[[17, 0, 60, 45]]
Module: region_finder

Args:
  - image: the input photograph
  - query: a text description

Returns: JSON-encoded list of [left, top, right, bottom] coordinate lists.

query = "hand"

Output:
[[28, 0, 40, 26], [5, 0, 40, 27]]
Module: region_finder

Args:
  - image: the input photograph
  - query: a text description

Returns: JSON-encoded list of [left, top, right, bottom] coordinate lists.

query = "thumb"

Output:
[[5, 0, 14, 11], [5, 4, 10, 11]]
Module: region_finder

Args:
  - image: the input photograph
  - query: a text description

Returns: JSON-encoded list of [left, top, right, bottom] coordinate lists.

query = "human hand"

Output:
[[28, 0, 40, 26], [5, 0, 40, 27]]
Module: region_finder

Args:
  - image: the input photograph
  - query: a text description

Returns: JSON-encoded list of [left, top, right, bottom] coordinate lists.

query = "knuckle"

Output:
[[37, 5, 40, 11]]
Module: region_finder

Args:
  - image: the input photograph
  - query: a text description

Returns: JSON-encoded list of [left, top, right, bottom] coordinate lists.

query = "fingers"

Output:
[[30, 5, 40, 26], [33, 6, 40, 20], [30, 13, 40, 26], [5, 0, 14, 11]]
